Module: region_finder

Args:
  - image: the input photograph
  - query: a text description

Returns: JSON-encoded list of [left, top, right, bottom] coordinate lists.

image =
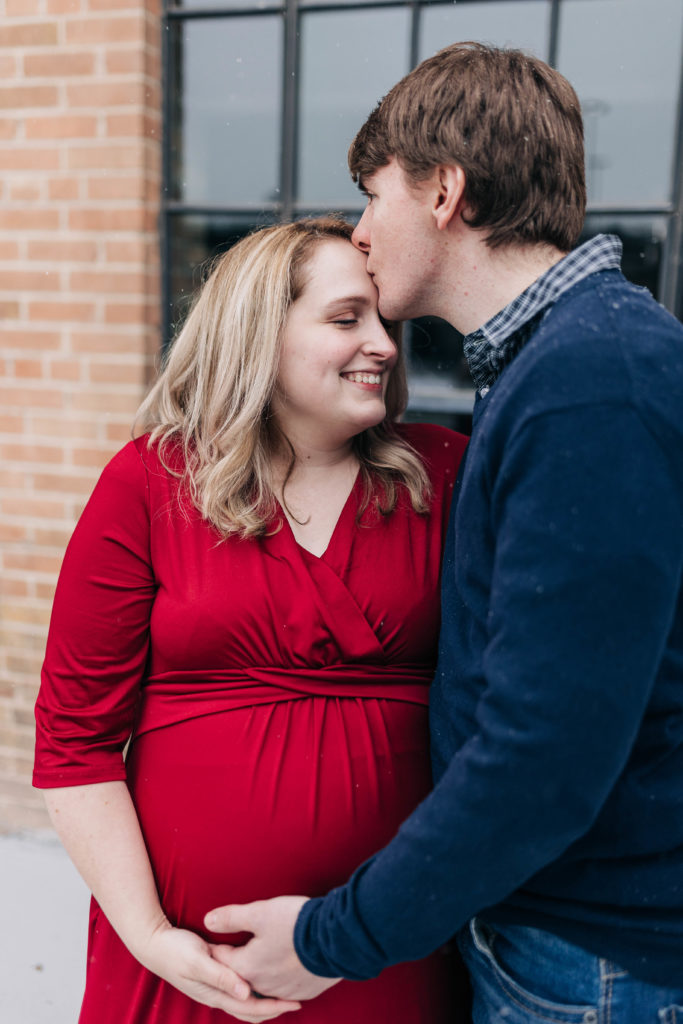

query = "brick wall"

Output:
[[0, 0, 162, 830]]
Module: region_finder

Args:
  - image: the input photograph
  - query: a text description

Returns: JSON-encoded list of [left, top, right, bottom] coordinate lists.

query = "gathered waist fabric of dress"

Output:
[[135, 664, 433, 738]]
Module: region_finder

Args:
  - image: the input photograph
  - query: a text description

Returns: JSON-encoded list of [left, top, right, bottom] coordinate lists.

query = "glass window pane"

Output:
[[170, 16, 282, 206], [580, 216, 667, 300], [298, 9, 411, 208], [167, 214, 277, 339], [405, 317, 474, 418], [557, 0, 683, 205], [419, 1, 550, 62], [403, 405, 473, 434]]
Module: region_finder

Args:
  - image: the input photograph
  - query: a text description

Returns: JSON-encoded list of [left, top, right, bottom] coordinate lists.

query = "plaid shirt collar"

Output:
[[463, 234, 623, 394]]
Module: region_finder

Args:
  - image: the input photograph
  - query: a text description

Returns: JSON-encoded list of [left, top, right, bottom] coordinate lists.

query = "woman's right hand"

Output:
[[137, 921, 302, 1021]]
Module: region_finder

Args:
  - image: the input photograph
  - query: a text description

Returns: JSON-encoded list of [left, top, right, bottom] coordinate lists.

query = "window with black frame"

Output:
[[162, 0, 683, 431]]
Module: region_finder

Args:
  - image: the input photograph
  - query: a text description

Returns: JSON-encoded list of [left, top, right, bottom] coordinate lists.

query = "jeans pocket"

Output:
[[461, 918, 599, 1024], [659, 1007, 683, 1023]]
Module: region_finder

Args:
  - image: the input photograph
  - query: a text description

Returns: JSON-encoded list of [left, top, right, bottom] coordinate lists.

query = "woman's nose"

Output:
[[363, 322, 397, 360]]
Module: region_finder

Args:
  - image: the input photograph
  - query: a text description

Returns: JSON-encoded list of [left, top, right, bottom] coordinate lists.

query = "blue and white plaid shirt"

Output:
[[464, 234, 623, 395]]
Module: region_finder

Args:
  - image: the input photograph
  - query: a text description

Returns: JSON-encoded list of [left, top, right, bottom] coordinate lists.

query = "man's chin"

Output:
[[378, 295, 413, 323]]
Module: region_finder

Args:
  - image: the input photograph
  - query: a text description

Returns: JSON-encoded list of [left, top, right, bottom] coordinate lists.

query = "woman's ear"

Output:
[[432, 165, 467, 231]]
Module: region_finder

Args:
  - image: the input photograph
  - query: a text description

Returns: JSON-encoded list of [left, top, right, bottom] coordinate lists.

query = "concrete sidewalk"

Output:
[[1, 831, 90, 1024]]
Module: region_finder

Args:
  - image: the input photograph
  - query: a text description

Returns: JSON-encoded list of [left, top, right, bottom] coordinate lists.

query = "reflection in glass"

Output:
[[581, 216, 666, 300], [403, 405, 473, 434], [419, 1, 550, 62], [404, 317, 474, 420], [557, 0, 683, 205], [167, 214, 277, 342], [298, 9, 411, 207], [171, 17, 282, 206]]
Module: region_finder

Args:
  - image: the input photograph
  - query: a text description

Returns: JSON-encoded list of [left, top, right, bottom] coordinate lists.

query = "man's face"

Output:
[[351, 159, 440, 322]]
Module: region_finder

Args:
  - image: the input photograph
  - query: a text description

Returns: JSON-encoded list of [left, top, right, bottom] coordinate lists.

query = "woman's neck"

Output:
[[271, 423, 358, 479], [272, 440, 358, 483], [271, 437, 360, 557]]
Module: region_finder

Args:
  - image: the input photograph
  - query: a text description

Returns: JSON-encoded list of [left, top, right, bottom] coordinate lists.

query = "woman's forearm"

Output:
[[42, 781, 301, 1021], [43, 781, 170, 963]]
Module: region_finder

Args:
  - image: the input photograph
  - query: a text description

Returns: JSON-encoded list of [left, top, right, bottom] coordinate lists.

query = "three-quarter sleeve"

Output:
[[33, 440, 157, 788]]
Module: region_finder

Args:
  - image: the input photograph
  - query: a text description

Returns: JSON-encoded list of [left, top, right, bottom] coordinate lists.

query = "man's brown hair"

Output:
[[348, 42, 586, 252]]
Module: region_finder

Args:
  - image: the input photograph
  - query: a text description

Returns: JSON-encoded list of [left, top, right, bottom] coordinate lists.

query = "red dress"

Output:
[[34, 422, 468, 1024]]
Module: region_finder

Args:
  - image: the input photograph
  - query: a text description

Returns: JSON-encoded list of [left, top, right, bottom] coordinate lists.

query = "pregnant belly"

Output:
[[126, 696, 432, 940]]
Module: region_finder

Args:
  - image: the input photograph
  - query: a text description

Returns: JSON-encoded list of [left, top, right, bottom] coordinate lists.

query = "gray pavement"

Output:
[[1, 831, 90, 1024]]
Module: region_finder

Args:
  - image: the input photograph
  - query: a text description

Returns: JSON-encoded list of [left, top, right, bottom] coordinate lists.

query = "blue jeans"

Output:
[[458, 916, 683, 1024]]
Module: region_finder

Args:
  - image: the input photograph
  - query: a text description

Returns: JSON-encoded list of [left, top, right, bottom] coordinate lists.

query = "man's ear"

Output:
[[432, 165, 467, 231]]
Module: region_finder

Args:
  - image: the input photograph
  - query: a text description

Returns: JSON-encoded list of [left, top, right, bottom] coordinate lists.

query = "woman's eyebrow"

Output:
[[322, 295, 371, 313]]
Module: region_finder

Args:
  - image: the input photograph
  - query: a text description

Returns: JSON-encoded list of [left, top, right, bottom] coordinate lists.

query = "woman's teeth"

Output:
[[344, 373, 381, 384]]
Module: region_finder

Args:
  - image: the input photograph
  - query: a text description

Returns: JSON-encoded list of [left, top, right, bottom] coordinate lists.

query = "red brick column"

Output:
[[0, 0, 162, 829]]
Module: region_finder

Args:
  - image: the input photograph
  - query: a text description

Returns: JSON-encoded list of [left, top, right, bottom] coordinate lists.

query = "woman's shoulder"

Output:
[[77, 435, 194, 543], [394, 420, 468, 472], [98, 434, 158, 477], [93, 434, 184, 497]]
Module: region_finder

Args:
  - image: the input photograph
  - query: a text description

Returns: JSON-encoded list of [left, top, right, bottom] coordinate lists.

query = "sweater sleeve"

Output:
[[33, 440, 157, 788], [294, 402, 683, 978]]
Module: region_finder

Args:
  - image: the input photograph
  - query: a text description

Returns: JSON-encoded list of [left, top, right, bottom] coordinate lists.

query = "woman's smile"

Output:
[[272, 237, 397, 447]]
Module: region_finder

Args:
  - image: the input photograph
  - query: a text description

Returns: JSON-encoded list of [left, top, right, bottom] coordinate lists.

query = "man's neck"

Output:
[[438, 235, 568, 336]]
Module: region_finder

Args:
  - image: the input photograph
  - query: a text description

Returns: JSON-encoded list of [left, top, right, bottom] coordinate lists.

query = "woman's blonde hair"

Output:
[[135, 217, 430, 538]]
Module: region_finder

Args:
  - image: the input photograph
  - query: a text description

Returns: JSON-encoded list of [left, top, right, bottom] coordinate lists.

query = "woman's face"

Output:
[[272, 238, 398, 448]]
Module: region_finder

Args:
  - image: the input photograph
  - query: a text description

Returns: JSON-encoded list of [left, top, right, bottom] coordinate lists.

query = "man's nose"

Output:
[[352, 210, 370, 253]]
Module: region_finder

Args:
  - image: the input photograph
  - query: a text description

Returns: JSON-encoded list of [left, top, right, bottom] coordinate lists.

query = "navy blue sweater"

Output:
[[295, 268, 683, 987]]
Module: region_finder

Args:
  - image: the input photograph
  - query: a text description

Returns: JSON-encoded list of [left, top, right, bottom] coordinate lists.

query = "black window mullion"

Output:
[[409, 1, 420, 69], [281, 0, 300, 218], [165, 4, 284, 19], [547, 0, 560, 67], [161, 2, 176, 351]]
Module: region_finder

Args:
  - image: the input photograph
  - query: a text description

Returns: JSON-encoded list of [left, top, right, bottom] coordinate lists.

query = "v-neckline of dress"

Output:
[[277, 468, 362, 562]]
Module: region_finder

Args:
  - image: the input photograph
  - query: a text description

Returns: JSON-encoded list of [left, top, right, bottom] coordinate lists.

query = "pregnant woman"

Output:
[[33, 217, 469, 1023]]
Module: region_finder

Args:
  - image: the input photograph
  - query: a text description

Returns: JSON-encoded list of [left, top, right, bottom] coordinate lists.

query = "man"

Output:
[[206, 43, 683, 1021]]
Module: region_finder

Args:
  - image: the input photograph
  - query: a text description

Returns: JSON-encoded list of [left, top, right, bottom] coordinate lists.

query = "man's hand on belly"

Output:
[[205, 897, 341, 1002]]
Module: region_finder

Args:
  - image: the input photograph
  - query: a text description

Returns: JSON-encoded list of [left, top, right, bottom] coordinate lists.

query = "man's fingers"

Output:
[[205, 945, 302, 1018], [205, 902, 261, 935], [210, 942, 241, 970], [210, 944, 306, 1012], [202, 950, 251, 1001], [209, 942, 255, 986]]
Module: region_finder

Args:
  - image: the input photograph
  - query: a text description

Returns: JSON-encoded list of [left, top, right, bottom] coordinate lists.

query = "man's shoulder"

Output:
[[518, 270, 683, 398], [547, 268, 680, 341], [476, 270, 683, 455]]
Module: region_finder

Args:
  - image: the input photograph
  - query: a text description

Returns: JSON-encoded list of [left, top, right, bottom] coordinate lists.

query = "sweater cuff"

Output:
[[294, 892, 386, 981], [294, 898, 339, 977]]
